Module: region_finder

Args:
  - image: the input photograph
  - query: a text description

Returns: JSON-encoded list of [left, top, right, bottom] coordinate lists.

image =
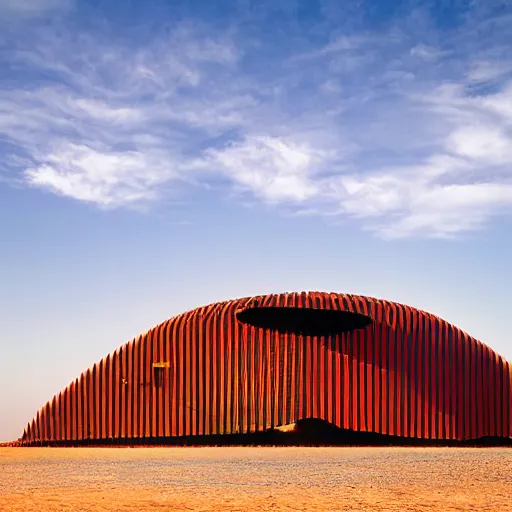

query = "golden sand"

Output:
[[1, 447, 510, 511]]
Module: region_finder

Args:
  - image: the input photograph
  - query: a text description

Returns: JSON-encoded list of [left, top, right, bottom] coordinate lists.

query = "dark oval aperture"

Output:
[[236, 306, 373, 337]]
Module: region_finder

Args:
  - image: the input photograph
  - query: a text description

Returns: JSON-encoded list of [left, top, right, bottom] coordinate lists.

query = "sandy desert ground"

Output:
[[1, 446, 511, 511]]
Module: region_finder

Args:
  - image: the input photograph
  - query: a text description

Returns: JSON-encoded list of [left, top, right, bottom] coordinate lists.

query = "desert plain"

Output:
[[1, 446, 511, 511]]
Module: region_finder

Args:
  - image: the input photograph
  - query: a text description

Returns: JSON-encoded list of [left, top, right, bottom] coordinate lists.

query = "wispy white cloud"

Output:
[[24, 143, 176, 206], [409, 44, 443, 61], [0, 0, 71, 18], [328, 81, 512, 238], [204, 135, 324, 202], [0, 25, 247, 207], [291, 35, 371, 62], [1, 6, 512, 238]]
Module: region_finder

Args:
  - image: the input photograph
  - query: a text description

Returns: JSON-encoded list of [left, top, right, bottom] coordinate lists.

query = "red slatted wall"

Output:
[[21, 292, 512, 444]]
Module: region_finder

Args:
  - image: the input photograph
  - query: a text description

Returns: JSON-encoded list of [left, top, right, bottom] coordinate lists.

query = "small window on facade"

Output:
[[152, 362, 170, 387]]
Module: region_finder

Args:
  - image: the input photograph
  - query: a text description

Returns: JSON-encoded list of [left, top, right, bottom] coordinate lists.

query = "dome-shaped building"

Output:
[[21, 291, 511, 444]]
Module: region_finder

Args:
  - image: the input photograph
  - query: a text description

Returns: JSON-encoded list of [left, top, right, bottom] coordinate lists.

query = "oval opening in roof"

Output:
[[236, 306, 373, 337]]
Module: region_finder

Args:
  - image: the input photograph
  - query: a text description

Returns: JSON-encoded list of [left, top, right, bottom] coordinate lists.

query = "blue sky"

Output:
[[0, 0, 511, 442]]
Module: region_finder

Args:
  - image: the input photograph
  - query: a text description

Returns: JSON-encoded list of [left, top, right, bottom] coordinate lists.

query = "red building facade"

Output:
[[21, 291, 512, 444]]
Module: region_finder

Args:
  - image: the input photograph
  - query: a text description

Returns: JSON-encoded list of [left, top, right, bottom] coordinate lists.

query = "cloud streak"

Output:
[[1, 5, 512, 237], [0, 0, 71, 17]]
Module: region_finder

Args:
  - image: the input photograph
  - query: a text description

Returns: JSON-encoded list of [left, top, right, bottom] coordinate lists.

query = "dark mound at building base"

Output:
[[17, 419, 512, 448]]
